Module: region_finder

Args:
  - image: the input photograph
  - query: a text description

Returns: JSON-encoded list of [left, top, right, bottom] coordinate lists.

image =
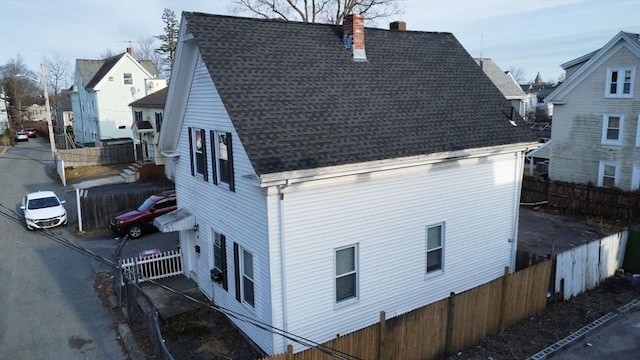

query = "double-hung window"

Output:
[[335, 245, 358, 303], [605, 67, 635, 98], [188, 127, 208, 181], [123, 72, 133, 85], [213, 232, 228, 290], [155, 112, 163, 133], [426, 223, 444, 274], [209, 130, 235, 191], [601, 114, 624, 145], [134, 111, 143, 122], [233, 243, 254, 307], [598, 161, 618, 188]]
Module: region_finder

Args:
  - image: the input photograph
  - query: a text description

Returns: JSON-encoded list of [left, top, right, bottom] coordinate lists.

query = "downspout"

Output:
[[278, 181, 289, 353], [510, 150, 525, 272]]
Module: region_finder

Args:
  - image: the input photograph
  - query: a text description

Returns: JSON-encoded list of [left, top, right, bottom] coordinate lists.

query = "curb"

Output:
[[529, 298, 640, 359], [109, 294, 146, 359]]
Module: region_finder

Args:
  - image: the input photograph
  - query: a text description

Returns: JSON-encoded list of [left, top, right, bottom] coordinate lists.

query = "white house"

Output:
[[129, 84, 168, 165], [545, 31, 640, 190], [70, 48, 158, 147], [155, 13, 540, 356]]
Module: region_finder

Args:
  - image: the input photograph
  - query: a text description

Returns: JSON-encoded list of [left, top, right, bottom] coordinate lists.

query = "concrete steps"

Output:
[[119, 161, 142, 183]]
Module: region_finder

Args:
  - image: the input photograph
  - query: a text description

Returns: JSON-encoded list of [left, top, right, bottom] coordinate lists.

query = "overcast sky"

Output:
[[1, 0, 638, 85]]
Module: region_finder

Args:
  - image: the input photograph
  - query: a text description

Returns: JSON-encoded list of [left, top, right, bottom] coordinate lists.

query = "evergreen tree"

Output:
[[155, 8, 179, 78]]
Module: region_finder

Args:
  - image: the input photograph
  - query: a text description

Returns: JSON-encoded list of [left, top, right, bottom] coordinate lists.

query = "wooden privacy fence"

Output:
[[555, 230, 628, 300], [78, 185, 174, 231], [263, 261, 552, 360], [120, 249, 183, 283], [521, 176, 640, 222], [58, 142, 135, 167]]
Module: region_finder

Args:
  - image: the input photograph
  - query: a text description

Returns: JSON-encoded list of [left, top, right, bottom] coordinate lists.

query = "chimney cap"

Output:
[[390, 21, 406, 31]]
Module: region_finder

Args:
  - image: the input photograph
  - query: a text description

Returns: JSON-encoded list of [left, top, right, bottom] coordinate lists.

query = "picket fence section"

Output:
[[555, 230, 628, 299], [120, 249, 183, 283]]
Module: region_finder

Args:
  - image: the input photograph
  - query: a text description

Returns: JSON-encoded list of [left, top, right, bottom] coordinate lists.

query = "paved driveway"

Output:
[[0, 140, 126, 359]]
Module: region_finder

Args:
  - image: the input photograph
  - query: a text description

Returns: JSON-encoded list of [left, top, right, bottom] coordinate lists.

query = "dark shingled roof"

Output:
[[130, 87, 168, 107], [185, 13, 539, 175], [78, 53, 158, 90]]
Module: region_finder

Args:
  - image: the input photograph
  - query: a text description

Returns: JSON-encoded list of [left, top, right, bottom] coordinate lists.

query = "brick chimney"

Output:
[[126, 47, 133, 56], [343, 14, 366, 61], [390, 21, 406, 31]]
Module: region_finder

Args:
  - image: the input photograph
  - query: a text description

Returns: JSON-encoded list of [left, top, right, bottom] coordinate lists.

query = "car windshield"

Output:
[[137, 197, 157, 212], [28, 196, 60, 210]]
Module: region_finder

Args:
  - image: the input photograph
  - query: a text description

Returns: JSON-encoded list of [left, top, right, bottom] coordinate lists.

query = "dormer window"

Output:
[[123, 73, 133, 85], [605, 67, 634, 98]]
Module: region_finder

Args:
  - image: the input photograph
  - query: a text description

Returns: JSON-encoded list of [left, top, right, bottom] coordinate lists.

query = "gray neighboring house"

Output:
[[545, 31, 640, 191], [475, 58, 528, 117]]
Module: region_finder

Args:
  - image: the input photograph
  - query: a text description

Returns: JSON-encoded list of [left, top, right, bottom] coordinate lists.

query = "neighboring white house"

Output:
[[0, 88, 9, 133], [545, 31, 640, 191], [521, 73, 556, 118], [155, 13, 540, 356], [70, 48, 158, 147], [24, 104, 48, 122], [475, 58, 528, 117], [130, 84, 168, 165]]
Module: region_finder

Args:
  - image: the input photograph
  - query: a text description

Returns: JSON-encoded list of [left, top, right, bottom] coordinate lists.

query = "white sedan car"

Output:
[[20, 191, 68, 230]]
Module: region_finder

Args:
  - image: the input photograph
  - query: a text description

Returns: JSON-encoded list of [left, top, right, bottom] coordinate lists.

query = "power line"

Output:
[[0, 205, 362, 360]]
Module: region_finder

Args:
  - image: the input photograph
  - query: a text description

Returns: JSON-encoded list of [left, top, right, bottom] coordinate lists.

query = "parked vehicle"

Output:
[[24, 128, 37, 138], [20, 191, 68, 230], [14, 130, 28, 142], [109, 190, 177, 239]]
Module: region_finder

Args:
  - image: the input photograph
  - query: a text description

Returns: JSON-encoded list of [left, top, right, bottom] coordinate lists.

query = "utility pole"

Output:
[[40, 64, 56, 158]]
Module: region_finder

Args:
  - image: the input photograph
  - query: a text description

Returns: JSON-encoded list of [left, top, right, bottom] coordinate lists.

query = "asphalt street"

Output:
[[0, 138, 126, 359]]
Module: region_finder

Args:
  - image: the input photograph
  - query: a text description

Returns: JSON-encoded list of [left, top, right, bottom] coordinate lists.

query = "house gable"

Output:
[[547, 32, 640, 103]]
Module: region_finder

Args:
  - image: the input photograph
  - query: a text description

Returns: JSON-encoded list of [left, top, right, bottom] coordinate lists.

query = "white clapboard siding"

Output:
[[174, 55, 276, 354]]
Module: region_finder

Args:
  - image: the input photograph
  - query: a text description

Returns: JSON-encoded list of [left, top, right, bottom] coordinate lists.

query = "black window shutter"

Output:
[[188, 127, 194, 176], [221, 234, 228, 291], [209, 130, 218, 185], [233, 242, 241, 302], [201, 129, 208, 182], [227, 132, 235, 192]]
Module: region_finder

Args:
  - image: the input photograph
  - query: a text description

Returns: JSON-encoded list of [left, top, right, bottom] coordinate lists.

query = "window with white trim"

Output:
[[605, 67, 635, 98], [188, 127, 208, 180], [636, 115, 640, 147], [601, 114, 624, 145], [123, 72, 133, 85], [155, 112, 163, 133], [598, 161, 618, 188], [134, 111, 143, 122], [426, 223, 444, 274], [335, 245, 358, 302], [209, 130, 235, 191], [241, 248, 255, 307], [632, 165, 640, 191]]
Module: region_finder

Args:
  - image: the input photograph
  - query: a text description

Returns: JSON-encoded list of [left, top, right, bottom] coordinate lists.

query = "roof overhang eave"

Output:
[[259, 142, 540, 188]]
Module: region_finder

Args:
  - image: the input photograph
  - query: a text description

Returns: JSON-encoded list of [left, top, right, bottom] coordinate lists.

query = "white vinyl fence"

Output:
[[120, 249, 183, 283], [555, 230, 628, 299]]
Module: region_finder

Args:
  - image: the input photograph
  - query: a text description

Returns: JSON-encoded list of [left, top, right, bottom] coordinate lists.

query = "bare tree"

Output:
[[230, 0, 404, 24], [507, 67, 526, 84], [0, 55, 40, 126], [100, 49, 118, 59], [134, 37, 162, 77], [42, 54, 70, 109]]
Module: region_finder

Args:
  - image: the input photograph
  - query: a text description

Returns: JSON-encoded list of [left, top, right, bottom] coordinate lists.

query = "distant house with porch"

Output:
[[130, 85, 168, 166]]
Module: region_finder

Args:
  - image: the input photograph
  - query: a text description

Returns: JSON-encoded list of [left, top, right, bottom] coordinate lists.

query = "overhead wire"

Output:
[[0, 204, 362, 360]]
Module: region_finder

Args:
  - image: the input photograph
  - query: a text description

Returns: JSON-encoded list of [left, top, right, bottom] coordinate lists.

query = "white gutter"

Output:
[[259, 142, 539, 188]]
